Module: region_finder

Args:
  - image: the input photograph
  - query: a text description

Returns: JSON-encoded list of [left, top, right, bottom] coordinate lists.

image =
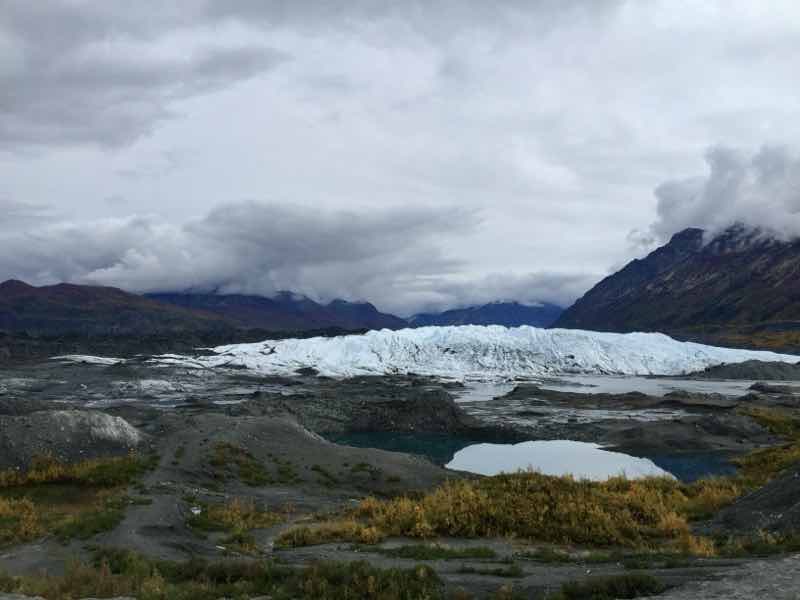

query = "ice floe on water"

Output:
[[152, 325, 799, 381], [446, 440, 673, 479]]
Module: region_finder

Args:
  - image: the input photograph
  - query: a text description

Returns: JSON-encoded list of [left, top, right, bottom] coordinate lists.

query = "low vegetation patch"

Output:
[[0, 453, 157, 488], [171, 444, 186, 466], [716, 532, 800, 558], [278, 406, 800, 558], [369, 544, 498, 561], [549, 574, 667, 600], [733, 407, 800, 486], [0, 549, 447, 600], [0, 453, 156, 547], [187, 498, 283, 555], [516, 547, 692, 570], [209, 443, 271, 486], [310, 464, 339, 486], [276, 519, 384, 548], [279, 473, 714, 554], [457, 563, 524, 578], [270, 454, 301, 484]]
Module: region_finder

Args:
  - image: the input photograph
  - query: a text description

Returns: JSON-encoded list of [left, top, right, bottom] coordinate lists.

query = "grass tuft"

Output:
[[0, 453, 156, 548], [277, 406, 800, 557], [209, 443, 271, 486], [369, 544, 498, 561], [457, 563, 524, 578], [0, 549, 447, 600], [549, 574, 667, 599], [187, 498, 283, 555]]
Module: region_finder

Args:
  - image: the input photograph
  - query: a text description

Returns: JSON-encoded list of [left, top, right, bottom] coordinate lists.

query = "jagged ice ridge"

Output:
[[154, 325, 800, 380]]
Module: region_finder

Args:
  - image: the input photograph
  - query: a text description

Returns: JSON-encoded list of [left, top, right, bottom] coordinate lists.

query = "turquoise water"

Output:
[[328, 432, 737, 482], [328, 432, 496, 466], [643, 452, 738, 483]]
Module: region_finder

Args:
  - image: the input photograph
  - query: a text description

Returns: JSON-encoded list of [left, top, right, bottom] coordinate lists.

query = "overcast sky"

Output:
[[1, 1, 799, 315]]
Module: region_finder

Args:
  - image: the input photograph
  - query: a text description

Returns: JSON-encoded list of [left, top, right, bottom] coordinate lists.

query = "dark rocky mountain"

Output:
[[410, 301, 563, 328], [147, 292, 406, 332], [0, 280, 230, 336], [325, 298, 408, 330], [554, 226, 800, 351]]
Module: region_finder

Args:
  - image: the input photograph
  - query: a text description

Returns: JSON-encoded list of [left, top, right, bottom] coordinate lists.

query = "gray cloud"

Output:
[[0, 202, 481, 313], [409, 272, 601, 315], [0, 1, 285, 148], [0, 200, 57, 232], [644, 145, 800, 243], [204, 1, 621, 37], [2, 2, 800, 315], [0, 201, 595, 314]]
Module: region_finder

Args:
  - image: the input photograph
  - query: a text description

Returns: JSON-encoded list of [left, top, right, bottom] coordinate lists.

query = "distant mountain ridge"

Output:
[[410, 301, 563, 328], [0, 279, 567, 340], [146, 292, 407, 332], [0, 280, 229, 336], [555, 225, 800, 351]]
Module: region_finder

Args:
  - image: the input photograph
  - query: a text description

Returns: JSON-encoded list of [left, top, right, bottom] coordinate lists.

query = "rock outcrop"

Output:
[[0, 410, 146, 469], [555, 226, 800, 351]]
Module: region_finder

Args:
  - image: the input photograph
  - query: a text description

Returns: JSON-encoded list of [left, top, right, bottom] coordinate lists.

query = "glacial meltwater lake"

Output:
[[329, 431, 738, 482], [445, 440, 671, 480]]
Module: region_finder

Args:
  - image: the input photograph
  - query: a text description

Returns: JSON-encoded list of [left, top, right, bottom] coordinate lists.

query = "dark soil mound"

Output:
[[0, 410, 147, 469], [713, 463, 800, 534], [688, 360, 800, 380]]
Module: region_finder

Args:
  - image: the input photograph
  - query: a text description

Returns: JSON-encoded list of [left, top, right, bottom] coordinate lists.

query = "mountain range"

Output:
[[409, 301, 562, 328], [5, 224, 800, 352], [0, 280, 229, 336], [146, 292, 406, 332], [0, 281, 563, 337], [555, 225, 800, 351]]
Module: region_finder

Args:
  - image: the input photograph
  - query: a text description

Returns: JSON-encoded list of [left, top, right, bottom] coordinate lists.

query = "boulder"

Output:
[[0, 410, 146, 470]]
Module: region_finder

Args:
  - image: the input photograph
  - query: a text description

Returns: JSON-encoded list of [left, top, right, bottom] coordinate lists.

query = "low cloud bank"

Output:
[[0, 201, 593, 315]]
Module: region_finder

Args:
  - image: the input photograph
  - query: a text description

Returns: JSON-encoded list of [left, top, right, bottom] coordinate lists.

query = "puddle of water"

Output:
[[541, 375, 780, 397], [445, 440, 673, 480], [463, 403, 686, 428], [455, 375, 777, 405], [454, 382, 518, 403]]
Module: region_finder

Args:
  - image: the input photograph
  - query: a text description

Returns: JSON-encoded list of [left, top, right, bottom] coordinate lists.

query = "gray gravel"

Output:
[[650, 554, 800, 599]]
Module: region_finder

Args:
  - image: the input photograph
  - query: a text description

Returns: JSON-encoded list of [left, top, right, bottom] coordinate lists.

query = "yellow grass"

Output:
[[277, 473, 718, 554], [277, 406, 800, 555], [0, 453, 155, 547]]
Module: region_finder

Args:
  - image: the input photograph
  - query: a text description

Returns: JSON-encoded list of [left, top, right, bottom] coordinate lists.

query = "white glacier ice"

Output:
[[153, 325, 800, 381]]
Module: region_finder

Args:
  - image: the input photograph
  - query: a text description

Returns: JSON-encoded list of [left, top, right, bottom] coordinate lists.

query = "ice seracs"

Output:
[[153, 325, 800, 381]]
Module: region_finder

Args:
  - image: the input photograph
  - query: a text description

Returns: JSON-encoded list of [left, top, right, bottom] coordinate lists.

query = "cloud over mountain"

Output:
[[0, 201, 597, 315], [3, 2, 799, 312], [641, 145, 800, 244]]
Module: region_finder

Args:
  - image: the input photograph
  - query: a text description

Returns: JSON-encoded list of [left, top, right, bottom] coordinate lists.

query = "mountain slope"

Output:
[[410, 301, 563, 328], [0, 280, 230, 336], [146, 292, 406, 332], [555, 226, 800, 349]]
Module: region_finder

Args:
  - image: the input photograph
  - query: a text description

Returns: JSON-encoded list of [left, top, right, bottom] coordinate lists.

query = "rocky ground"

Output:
[[1, 357, 800, 598], [458, 382, 796, 458], [646, 554, 800, 600]]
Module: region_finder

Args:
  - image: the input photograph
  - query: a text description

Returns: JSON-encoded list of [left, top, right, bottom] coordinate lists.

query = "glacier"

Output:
[[153, 325, 800, 381]]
